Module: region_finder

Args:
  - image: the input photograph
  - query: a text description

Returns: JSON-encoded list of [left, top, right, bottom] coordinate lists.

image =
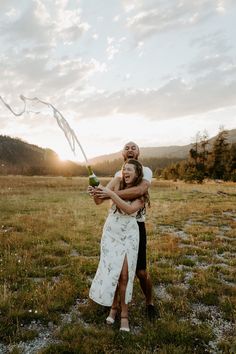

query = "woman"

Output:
[[89, 159, 149, 332]]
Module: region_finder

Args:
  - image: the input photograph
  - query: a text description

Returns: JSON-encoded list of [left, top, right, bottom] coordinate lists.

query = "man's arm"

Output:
[[102, 187, 144, 214], [116, 179, 150, 200], [94, 178, 150, 200]]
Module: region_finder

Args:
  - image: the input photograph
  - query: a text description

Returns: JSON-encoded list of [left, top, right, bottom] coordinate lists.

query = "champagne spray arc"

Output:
[[0, 95, 100, 186]]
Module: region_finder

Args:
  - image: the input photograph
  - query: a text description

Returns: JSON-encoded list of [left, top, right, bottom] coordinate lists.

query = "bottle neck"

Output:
[[87, 165, 93, 176]]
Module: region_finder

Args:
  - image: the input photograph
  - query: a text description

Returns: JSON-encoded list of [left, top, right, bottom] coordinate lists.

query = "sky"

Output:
[[0, 0, 236, 162]]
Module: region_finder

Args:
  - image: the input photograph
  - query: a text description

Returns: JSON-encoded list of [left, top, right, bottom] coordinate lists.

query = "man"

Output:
[[91, 141, 157, 320]]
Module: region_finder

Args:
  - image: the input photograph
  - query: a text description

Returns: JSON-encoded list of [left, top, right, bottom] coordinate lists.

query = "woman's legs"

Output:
[[111, 286, 119, 310], [106, 255, 130, 330], [119, 255, 130, 330], [106, 286, 118, 324]]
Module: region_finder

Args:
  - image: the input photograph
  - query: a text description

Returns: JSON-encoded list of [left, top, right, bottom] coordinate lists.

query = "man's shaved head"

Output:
[[122, 141, 140, 161]]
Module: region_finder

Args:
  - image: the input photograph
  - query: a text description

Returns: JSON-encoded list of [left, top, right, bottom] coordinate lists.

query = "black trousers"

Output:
[[136, 222, 147, 271]]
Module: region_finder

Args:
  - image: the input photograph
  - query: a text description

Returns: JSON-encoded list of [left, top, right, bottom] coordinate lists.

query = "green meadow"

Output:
[[0, 176, 235, 354]]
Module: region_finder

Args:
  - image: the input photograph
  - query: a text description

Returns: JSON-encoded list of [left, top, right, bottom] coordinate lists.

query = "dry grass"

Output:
[[0, 177, 235, 353]]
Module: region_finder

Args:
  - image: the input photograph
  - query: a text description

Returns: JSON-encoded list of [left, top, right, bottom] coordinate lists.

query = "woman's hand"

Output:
[[93, 185, 113, 199], [87, 185, 105, 205], [87, 184, 103, 196], [87, 185, 95, 196]]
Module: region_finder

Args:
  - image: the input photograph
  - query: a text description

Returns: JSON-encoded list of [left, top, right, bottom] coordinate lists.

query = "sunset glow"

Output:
[[0, 1, 236, 160]]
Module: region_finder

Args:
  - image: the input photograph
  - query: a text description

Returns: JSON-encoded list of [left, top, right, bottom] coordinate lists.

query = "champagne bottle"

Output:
[[87, 165, 100, 187]]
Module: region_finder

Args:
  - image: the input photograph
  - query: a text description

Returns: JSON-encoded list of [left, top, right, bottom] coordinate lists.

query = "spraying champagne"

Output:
[[0, 95, 101, 187]]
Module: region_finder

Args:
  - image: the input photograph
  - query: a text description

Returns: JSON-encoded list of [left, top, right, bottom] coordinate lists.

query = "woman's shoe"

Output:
[[120, 317, 130, 332], [106, 307, 117, 325]]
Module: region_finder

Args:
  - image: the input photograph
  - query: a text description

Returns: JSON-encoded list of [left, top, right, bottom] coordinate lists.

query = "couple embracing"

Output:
[[88, 142, 157, 332]]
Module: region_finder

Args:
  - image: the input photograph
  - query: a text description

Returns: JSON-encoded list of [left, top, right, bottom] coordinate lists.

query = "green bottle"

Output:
[[87, 165, 100, 187]]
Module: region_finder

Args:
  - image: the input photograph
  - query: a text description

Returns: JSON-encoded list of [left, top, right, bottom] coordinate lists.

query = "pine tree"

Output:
[[199, 130, 210, 176], [210, 128, 230, 180], [228, 143, 236, 181], [185, 131, 209, 183]]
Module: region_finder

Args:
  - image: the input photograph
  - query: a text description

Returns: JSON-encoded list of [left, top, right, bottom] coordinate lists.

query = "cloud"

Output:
[[190, 30, 231, 53], [122, 0, 143, 13], [188, 54, 235, 74], [0, 2, 53, 44], [54, 5, 90, 44], [124, 0, 231, 40], [187, 29, 235, 80], [1, 0, 235, 135], [92, 33, 99, 40], [0, 1, 89, 47], [0, 54, 106, 102], [105, 36, 127, 61], [0, 0, 19, 12], [113, 15, 121, 22], [106, 44, 119, 61], [0, 1, 104, 102], [72, 66, 236, 121]]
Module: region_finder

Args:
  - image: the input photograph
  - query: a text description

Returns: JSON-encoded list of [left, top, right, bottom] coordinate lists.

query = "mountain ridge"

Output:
[[1, 128, 235, 173], [0, 135, 86, 175], [88, 128, 236, 164]]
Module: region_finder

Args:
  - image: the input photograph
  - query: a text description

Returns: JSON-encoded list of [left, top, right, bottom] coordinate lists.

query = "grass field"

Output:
[[0, 176, 235, 354]]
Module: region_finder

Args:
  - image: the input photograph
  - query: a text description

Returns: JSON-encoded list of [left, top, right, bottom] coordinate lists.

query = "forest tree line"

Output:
[[160, 129, 236, 182], [0, 135, 184, 177], [91, 157, 183, 178], [0, 135, 86, 176], [1, 130, 236, 182]]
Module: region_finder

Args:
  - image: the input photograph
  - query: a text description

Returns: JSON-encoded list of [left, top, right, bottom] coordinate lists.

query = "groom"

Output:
[[92, 141, 158, 320]]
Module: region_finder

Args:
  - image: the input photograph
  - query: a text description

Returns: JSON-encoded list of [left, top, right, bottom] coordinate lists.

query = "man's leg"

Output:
[[136, 269, 153, 305], [136, 222, 158, 319]]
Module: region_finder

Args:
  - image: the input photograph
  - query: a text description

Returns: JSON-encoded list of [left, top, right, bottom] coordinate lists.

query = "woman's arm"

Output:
[[88, 177, 121, 205], [100, 186, 144, 214]]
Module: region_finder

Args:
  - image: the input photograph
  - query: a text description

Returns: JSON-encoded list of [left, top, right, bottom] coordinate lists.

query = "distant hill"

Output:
[[86, 146, 190, 166], [0, 135, 86, 176], [0, 135, 54, 165], [88, 128, 236, 165], [1, 128, 235, 175]]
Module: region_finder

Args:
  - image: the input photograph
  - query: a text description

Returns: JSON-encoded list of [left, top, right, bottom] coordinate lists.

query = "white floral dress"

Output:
[[89, 203, 139, 306]]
